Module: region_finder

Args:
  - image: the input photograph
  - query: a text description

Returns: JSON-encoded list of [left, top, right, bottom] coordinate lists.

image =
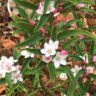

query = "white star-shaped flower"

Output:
[[21, 50, 34, 58], [0, 56, 16, 73], [41, 40, 59, 57], [36, 1, 55, 15], [71, 65, 82, 76], [79, 54, 88, 64], [59, 73, 68, 81], [53, 52, 67, 68], [11, 65, 23, 84], [86, 66, 94, 74]]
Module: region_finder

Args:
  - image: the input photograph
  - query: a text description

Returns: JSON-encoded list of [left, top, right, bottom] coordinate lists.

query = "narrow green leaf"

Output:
[[33, 73, 40, 87], [48, 63, 55, 81], [51, 27, 58, 41], [65, 19, 83, 27], [0, 78, 6, 84], [58, 30, 96, 40], [22, 58, 32, 73], [16, 33, 42, 47], [57, 66, 76, 96], [44, 0, 51, 14], [89, 74, 96, 79], [5, 73, 12, 88], [75, 42, 82, 55], [16, 7, 27, 18], [78, 78, 86, 96], [13, 48, 20, 59], [23, 61, 46, 75], [69, 55, 83, 61], [34, 14, 49, 32], [89, 40, 94, 56], [26, 49, 41, 55], [13, 0, 37, 9], [75, 69, 85, 80], [67, 80, 76, 96], [63, 38, 80, 48], [81, 7, 96, 15]]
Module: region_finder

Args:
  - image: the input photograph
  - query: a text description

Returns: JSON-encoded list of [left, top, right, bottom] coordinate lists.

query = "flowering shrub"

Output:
[[1, 0, 96, 95]]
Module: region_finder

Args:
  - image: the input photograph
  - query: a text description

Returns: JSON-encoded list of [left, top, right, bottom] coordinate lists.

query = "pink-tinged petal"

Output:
[[49, 39, 54, 45], [53, 12, 59, 17], [46, 10, 51, 14], [45, 54, 50, 57], [93, 55, 96, 62], [76, 3, 85, 8], [19, 77, 23, 81], [86, 66, 94, 74], [54, 62, 60, 68], [1, 56, 7, 61], [54, 41, 59, 49], [60, 60, 67, 65], [52, 8, 58, 14], [51, 50, 56, 55], [62, 55, 68, 59], [60, 50, 68, 55], [41, 49, 47, 54], [9, 57, 14, 65], [31, 53, 34, 58], [86, 92, 90, 96], [59, 73, 68, 81], [44, 43, 49, 48], [13, 79, 17, 84], [21, 50, 30, 58], [42, 56, 52, 63], [36, 2, 44, 15], [36, 9, 43, 15], [50, 7, 56, 12]]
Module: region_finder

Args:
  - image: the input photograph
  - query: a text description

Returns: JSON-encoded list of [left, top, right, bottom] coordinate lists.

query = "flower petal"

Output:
[[60, 60, 67, 65], [54, 62, 60, 68], [40, 49, 46, 54]]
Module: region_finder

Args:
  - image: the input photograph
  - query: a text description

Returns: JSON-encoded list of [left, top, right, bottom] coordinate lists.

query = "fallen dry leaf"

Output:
[[56, 14, 64, 22], [0, 85, 6, 94], [67, 12, 74, 21], [1, 39, 16, 49], [84, 18, 89, 28]]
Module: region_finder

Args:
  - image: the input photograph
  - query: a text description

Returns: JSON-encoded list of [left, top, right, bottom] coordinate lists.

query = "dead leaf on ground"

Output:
[[1, 39, 16, 49], [67, 12, 74, 20], [0, 85, 6, 94]]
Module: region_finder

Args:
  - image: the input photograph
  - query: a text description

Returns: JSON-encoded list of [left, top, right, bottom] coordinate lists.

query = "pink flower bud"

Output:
[[29, 20, 35, 26], [60, 50, 68, 55], [76, 3, 85, 9], [78, 35, 85, 39], [40, 27, 46, 34], [54, 18, 58, 27], [57, 7, 63, 12], [93, 55, 96, 63], [86, 92, 90, 96], [86, 66, 94, 74], [52, 8, 58, 14], [46, 56, 51, 60]]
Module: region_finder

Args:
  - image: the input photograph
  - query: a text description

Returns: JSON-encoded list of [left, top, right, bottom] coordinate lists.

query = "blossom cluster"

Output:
[[0, 56, 23, 84], [20, 39, 96, 81], [6, 0, 96, 95], [41, 40, 68, 68]]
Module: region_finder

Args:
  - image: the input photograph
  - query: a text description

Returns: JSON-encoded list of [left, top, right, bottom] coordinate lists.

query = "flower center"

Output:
[[47, 49, 52, 54], [56, 56, 60, 61]]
